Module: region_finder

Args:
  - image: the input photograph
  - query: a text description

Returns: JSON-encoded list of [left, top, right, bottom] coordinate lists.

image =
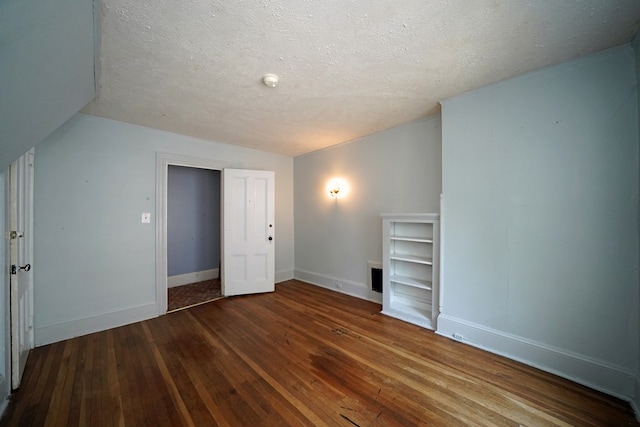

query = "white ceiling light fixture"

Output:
[[262, 73, 279, 88]]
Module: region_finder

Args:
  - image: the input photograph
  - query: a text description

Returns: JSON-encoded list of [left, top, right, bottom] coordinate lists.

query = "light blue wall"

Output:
[[440, 45, 639, 398], [294, 116, 441, 300], [168, 166, 220, 276], [33, 114, 294, 345], [0, 0, 96, 170]]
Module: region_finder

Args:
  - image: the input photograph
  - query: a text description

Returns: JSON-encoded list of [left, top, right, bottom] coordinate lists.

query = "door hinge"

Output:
[[10, 265, 16, 275], [9, 231, 23, 239]]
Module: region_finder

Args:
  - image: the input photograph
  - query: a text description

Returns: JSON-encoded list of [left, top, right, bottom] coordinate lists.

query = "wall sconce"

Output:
[[326, 178, 349, 199]]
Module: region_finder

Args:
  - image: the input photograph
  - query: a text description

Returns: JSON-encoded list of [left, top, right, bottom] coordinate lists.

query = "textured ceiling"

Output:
[[82, 0, 640, 156]]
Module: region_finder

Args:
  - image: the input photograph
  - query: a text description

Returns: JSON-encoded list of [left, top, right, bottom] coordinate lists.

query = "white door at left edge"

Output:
[[222, 169, 275, 297], [8, 148, 34, 389]]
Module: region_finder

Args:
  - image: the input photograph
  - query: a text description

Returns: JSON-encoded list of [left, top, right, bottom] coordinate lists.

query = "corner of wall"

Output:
[[275, 268, 294, 283], [294, 268, 382, 304]]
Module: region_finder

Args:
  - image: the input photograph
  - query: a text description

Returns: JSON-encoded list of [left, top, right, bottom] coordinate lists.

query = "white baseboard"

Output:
[[35, 302, 158, 346], [169, 267, 292, 288], [436, 314, 636, 401], [168, 268, 218, 288], [275, 268, 294, 283], [294, 268, 382, 304]]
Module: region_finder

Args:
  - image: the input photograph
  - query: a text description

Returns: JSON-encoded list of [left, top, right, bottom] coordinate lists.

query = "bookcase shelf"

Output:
[[389, 274, 432, 290], [381, 213, 440, 330], [389, 254, 433, 265]]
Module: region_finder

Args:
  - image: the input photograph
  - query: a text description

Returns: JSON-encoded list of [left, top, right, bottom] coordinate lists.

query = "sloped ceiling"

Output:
[[82, 0, 640, 156]]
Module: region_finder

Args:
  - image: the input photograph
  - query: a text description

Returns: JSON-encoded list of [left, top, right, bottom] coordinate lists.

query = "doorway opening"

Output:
[[156, 153, 276, 316], [166, 165, 221, 312], [156, 153, 227, 316]]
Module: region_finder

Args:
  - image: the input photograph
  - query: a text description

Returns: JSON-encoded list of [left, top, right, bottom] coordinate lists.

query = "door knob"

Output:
[[10, 264, 31, 275]]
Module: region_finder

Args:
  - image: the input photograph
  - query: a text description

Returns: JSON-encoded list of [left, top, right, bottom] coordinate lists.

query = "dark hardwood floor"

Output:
[[1, 280, 638, 426]]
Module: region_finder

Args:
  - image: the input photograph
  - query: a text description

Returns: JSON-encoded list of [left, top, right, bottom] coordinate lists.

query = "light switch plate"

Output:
[[141, 212, 151, 223]]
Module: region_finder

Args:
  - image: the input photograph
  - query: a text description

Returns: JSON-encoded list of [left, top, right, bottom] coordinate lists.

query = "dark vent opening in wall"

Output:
[[371, 268, 382, 293]]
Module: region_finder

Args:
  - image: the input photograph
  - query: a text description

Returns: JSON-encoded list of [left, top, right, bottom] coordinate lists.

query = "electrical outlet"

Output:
[[452, 333, 464, 341]]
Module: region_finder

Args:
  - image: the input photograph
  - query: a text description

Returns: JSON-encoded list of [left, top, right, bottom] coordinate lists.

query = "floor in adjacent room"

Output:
[[167, 278, 222, 312]]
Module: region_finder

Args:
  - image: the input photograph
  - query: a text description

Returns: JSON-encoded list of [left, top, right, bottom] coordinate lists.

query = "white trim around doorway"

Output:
[[155, 153, 229, 316]]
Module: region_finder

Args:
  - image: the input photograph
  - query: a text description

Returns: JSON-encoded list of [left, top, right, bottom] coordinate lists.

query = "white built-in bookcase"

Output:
[[381, 213, 440, 330]]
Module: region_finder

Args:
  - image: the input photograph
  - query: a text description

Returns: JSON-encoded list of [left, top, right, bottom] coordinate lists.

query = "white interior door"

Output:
[[222, 169, 275, 296], [8, 149, 34, 389]]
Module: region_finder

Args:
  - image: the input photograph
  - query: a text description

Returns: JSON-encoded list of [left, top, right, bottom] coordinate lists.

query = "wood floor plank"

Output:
[[162, 311, 240, 426], [114, 323, 163, 426], [87, 334, 104, 425], [47, 338, 80, 426], [111, 325, 141, 425], [78, 333, 94, 426], [1, 280, 638, 426], [143, 314, 219, 426], [105, 330, 126, 426], [64, 335, 86, 426], [140, 321, 197, 427], [28, 342, 67, 427]]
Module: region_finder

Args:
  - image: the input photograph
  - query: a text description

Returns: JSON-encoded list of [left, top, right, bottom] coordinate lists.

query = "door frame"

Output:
[[155, 153, 229, 315]]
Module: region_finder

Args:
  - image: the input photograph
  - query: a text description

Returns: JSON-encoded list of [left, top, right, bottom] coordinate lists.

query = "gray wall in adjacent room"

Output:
[[167, 166, 220, 277]]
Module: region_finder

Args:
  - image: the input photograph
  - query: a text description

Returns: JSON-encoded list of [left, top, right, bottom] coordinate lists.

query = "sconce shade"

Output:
[[326, 178, 349, 199]]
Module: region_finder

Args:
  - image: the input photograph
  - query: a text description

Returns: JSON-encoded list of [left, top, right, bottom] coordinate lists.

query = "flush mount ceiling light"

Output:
[[262, 73, 279, 88]]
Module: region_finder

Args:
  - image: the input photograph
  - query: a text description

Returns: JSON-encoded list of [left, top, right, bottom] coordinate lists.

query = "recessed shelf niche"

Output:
[[381, 213, 440, 330]]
